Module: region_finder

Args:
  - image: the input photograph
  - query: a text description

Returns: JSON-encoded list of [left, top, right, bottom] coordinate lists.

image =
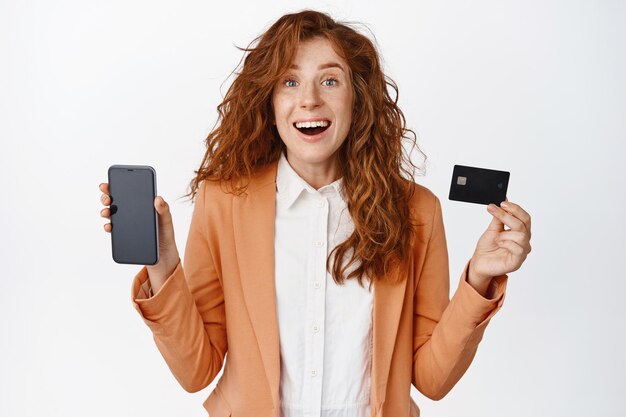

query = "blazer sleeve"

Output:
[[412, 195, 508, 400], [130, 180, 227, 393]]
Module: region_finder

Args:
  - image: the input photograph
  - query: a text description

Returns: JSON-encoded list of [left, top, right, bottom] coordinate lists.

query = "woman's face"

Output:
[[272, 37, 354, 182]]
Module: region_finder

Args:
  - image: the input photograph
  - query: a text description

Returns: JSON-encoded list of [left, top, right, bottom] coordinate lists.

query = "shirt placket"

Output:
[[304, 192, 329, 417]]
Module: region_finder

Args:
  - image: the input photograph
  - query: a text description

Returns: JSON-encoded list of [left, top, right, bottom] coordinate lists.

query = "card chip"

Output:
[[457, 176, 467, 185]]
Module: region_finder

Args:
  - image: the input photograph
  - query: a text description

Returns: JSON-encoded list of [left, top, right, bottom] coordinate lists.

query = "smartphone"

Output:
[[107, 165, 159, 265], [448, 164, 510, 206]]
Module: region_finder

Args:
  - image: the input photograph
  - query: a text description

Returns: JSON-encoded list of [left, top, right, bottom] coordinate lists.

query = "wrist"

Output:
[[146, 254, 180, 294], [467, 260, 492, 298]]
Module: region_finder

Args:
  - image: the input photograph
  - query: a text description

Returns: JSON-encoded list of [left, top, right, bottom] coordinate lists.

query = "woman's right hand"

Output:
[[99, 182, 181, 293]]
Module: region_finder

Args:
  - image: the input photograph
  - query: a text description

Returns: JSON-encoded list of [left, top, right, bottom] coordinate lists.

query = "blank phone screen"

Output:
[[108, 165, 159, 265]]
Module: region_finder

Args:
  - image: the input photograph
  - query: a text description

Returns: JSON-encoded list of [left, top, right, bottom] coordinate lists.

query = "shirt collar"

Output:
[[276, 149, 345, 209]]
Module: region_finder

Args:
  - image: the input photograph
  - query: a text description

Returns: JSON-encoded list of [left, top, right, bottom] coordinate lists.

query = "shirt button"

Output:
[[310, 370, 317, 377], [313, 325, 320, 332], [313, 281, 321, 289], [316, 201, 325, 208], [314, 240, 324, 247]]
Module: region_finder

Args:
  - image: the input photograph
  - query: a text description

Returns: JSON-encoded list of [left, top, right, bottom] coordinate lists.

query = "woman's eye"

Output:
[[284, 79, 297, 87], [323, 78, 338, 87]]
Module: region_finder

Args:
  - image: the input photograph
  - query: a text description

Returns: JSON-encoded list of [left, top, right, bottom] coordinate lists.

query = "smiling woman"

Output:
[[122, 8, 522, 417]]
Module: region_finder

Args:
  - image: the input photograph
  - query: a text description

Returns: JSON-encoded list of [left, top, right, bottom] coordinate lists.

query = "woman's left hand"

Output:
[[468, 197, 532, 288]]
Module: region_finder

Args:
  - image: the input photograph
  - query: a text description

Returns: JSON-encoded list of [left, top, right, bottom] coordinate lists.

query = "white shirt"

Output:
[[274, 150, 374, 417]]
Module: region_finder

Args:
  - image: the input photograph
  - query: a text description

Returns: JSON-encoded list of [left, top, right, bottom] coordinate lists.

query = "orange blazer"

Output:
[[131, 159, 508, 417]]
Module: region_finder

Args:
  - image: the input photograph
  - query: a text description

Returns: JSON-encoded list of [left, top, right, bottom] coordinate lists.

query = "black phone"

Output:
[[448, 164, 510, 206], [107, 165, 159, 265]]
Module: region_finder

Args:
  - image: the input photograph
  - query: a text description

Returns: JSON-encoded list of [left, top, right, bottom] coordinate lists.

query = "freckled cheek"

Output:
[[326, 97, 353, 123], [272, 97, 294, 127]]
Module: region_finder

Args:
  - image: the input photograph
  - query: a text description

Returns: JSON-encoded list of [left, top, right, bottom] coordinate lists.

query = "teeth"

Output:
[[295, 120, 329, 129]]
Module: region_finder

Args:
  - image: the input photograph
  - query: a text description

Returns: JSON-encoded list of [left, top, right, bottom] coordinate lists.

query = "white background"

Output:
[[1, 0, 624, 416]]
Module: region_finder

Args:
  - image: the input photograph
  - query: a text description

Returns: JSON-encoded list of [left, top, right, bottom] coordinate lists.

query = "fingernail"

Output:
[[500, 202, 509, 208]]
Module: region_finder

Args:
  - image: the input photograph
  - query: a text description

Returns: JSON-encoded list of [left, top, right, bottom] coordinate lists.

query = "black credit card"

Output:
[[448, 165, 510, 206]]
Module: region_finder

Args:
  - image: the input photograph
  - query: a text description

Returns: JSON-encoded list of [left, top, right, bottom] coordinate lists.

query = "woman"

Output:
[[98, 10, 532, 417]]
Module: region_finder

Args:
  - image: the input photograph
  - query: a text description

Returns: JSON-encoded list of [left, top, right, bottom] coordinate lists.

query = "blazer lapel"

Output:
[[233, 159, 408, 411], [233, 161, 282, 409], [371, 259, 407, 407]]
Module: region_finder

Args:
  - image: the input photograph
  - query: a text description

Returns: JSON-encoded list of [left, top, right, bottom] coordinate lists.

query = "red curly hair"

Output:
[[182, 9, 427, 289]]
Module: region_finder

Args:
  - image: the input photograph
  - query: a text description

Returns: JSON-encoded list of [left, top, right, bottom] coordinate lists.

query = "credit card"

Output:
[[448, 164, 510, 206]]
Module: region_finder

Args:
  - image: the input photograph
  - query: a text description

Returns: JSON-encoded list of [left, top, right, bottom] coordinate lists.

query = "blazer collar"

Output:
[[232, 158, 407, 411]]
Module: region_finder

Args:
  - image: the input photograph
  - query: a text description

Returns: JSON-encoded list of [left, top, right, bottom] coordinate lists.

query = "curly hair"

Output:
[[182, 9, 427, 289]]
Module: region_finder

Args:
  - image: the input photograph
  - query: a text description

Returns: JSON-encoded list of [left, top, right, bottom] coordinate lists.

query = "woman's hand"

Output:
[[99, 182, 180, 293], [468, 197, 532, 294]]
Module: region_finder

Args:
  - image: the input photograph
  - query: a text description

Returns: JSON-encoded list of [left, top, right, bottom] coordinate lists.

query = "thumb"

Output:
[[154, 196, 169, 214]]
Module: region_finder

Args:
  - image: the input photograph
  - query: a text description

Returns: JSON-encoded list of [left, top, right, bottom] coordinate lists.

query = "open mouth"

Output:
[[293, 120, 331, 136]]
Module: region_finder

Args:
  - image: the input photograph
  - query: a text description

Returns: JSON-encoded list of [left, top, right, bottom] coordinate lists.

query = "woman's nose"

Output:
[[299, 83, 322, 109]]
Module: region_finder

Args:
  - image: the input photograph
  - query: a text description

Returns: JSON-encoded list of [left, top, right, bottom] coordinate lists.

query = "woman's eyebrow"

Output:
[[288, 62, 345, 71]]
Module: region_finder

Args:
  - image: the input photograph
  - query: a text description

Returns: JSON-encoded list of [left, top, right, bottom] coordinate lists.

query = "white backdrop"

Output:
[[1, 0, 624, 416]]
